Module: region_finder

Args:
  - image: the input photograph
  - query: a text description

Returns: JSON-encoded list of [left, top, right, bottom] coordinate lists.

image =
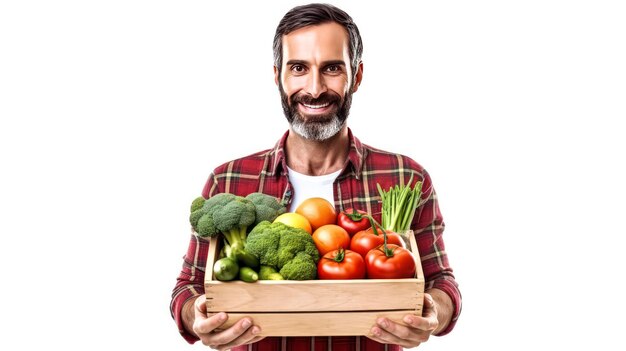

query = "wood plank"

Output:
[[206, 279, 423, 312], [209, 310, 422, 336]]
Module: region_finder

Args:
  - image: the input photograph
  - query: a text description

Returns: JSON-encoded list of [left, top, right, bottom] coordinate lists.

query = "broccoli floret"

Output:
[[196, 212, 217, 237], [245, 221, 281, 267], [279, 252, 318, 280], [245, 192, 287, 225], [189, 208, 205, 228], [190, 196, 206, 212], [246, 221, 320, 280], [212, 196, 256, 250], [188, 193, 259, 268], [190, 193, 236, 237]]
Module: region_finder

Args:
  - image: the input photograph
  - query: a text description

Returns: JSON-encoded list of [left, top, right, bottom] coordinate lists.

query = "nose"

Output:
[[304, 70, 327, 98]]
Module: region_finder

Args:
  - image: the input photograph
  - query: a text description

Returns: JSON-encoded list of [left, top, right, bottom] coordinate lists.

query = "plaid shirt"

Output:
[[171, 129, 461, 351]]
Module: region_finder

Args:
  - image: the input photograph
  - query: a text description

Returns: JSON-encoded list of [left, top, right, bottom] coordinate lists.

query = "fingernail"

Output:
[[378, 319, 388, 328], [403, 316, 413, 324], [371, 327, 381, 337], [218, 313, 226, 322], [251, 326, 260, 335], [242, 319, 251, 328]]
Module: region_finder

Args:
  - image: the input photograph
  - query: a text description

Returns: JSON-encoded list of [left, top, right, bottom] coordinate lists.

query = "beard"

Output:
[[279, 81, 353, 141]]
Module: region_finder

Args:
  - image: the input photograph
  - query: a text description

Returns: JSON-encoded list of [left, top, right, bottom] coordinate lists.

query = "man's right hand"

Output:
[[188, 295, 264, 350]]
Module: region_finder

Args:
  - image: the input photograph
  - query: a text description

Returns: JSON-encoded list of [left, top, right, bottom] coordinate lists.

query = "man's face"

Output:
[[276, 22, 362, 141]]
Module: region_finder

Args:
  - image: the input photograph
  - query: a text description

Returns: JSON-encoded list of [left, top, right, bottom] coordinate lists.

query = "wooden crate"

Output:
[[204, 231, 424, 336]]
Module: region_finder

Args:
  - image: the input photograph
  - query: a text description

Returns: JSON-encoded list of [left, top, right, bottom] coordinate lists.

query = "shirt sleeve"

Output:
[[412, 171, 462, 336], [170, 233, 210, 343], [170, 173, 220, 343]]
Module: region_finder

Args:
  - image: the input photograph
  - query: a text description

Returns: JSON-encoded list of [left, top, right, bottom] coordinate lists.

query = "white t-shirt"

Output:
[[287, 166, 341, 212]]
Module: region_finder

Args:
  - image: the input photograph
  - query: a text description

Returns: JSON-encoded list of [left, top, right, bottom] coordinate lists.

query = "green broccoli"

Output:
[[190, 196, 206, 212], [189, 193, 259, 268], [279, 252, 318, 280], [212, 196, 256, 252], [245, 221, 320, 280], [190, 193, 236, 236], [245, 192, 287, 225]]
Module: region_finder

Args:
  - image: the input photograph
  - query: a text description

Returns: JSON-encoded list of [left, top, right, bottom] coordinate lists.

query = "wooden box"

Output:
[[204, 231, 424, 336]]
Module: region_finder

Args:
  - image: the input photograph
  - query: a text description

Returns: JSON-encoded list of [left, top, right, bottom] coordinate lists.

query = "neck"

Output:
[[285, 126, 349, 176]]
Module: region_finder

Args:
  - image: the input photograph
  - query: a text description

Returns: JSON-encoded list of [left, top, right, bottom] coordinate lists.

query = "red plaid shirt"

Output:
[[171, 129, 462, 351]]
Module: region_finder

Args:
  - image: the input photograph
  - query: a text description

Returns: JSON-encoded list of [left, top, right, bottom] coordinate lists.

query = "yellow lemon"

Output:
[[273, 212, 313, 234]]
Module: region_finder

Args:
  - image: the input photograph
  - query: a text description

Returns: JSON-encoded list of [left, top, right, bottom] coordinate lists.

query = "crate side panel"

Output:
[[206, 279, 423, 312], [210, 310, 421, 336]]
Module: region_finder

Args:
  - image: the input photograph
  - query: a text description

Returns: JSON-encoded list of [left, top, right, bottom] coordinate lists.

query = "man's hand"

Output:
[[367, 292, 445, 348], [187, 295, 265, 350]]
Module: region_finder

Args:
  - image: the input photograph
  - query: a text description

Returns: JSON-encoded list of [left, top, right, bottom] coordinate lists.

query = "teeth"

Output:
[[302, 102, 330, 109]]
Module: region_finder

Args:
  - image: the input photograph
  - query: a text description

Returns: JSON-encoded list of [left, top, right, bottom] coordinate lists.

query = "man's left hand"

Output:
[[367, 293, 439, 349]]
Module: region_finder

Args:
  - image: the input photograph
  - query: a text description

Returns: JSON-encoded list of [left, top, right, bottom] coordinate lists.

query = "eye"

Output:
[[291, 64, 306, 74], [325, 65, 342, 74]]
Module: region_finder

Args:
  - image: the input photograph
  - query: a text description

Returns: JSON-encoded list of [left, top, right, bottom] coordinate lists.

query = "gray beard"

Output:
[[289, 114, 346, 141], [279, 81, 352, 141]]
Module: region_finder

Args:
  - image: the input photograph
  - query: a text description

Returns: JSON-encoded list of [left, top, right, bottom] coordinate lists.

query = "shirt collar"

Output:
[[268, 128, 366, 179]]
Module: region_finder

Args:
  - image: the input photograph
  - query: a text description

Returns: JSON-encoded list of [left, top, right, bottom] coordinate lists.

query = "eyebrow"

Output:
[[285, 59, 347, 67]]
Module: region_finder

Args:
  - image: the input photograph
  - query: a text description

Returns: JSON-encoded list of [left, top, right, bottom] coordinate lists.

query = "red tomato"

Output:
[[318, 248, 366, 279], [337, 208, 372, 237], [365, 244, 416, 279], [312, 224, 351, 256], [349, 227, 405, 259]]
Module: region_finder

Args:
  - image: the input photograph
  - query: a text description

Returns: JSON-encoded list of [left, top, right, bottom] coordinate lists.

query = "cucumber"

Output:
[[232, 247, 260, 270], [239, 266, 259, 283], [213, 257, 239, 281], [259, 265, 284, 280]]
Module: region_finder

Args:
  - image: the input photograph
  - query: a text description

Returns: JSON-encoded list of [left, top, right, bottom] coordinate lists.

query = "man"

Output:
[[171, 3, 461, 350]]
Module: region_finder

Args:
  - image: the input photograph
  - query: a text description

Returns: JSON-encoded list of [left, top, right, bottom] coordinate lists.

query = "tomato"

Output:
[[296, 197, 337, 232], [365, 244, 416, 279], [318, 248, 366, 279], [312, 224, 351, 256], [273, 212, 312, 234], [349, 227, 405, 259], [337, 208, 372, 237]]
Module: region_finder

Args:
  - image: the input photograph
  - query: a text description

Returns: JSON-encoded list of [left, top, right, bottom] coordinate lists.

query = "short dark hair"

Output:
[[273, 3, 363, 79]]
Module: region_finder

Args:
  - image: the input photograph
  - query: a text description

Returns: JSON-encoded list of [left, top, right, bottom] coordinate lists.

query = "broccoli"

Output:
[[212, 195, 256, 252], [245, 221, 320, 280], [190, 196, 206, 212], [245, 192, 287, 225], [190, 193, 235, 236], [189, 193, 259, 268]]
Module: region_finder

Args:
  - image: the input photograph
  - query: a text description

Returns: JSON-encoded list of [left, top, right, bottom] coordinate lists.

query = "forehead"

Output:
[[282, 22, 350, 63]]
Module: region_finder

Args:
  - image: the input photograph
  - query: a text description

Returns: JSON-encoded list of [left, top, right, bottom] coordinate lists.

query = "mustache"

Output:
[[291, 92, 341, 106]]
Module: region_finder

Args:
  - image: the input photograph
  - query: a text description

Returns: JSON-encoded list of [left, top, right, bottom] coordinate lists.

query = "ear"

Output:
[[352, 62, 364, 93], [274, 66, 279, 86]]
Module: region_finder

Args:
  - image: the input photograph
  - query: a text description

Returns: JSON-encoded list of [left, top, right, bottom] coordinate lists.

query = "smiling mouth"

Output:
[[301, 102, 331, 109]]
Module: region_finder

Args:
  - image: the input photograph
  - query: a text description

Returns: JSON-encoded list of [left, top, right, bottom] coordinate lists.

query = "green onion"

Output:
[[377, 173, 423, 233]]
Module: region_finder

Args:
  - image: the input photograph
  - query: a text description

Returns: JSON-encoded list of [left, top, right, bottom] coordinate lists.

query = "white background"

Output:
[[1, 1, 625, 350]]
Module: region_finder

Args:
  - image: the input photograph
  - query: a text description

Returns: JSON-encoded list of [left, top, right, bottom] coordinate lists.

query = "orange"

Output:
[[312, 224, 351, 256], [295, 197, 337, 232], [273, 212, 312, 234]]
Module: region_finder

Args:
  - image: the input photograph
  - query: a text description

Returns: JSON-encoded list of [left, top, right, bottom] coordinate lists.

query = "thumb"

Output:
[[194, 295, 208, 319], [423, 293, 438, 314], [424, 293, 434, 308]]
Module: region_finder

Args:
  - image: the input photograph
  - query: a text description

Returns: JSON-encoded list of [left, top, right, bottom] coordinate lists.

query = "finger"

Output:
[[194, 312, 228, 337], [403, 294, 439, 332], [215, 324, 265, 351], [192, 296, 229, 336], [368, 325, 415, 349], [205, 317, 257, 348], [403, 314, 438, 334], [375, 317, 413, 341]]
